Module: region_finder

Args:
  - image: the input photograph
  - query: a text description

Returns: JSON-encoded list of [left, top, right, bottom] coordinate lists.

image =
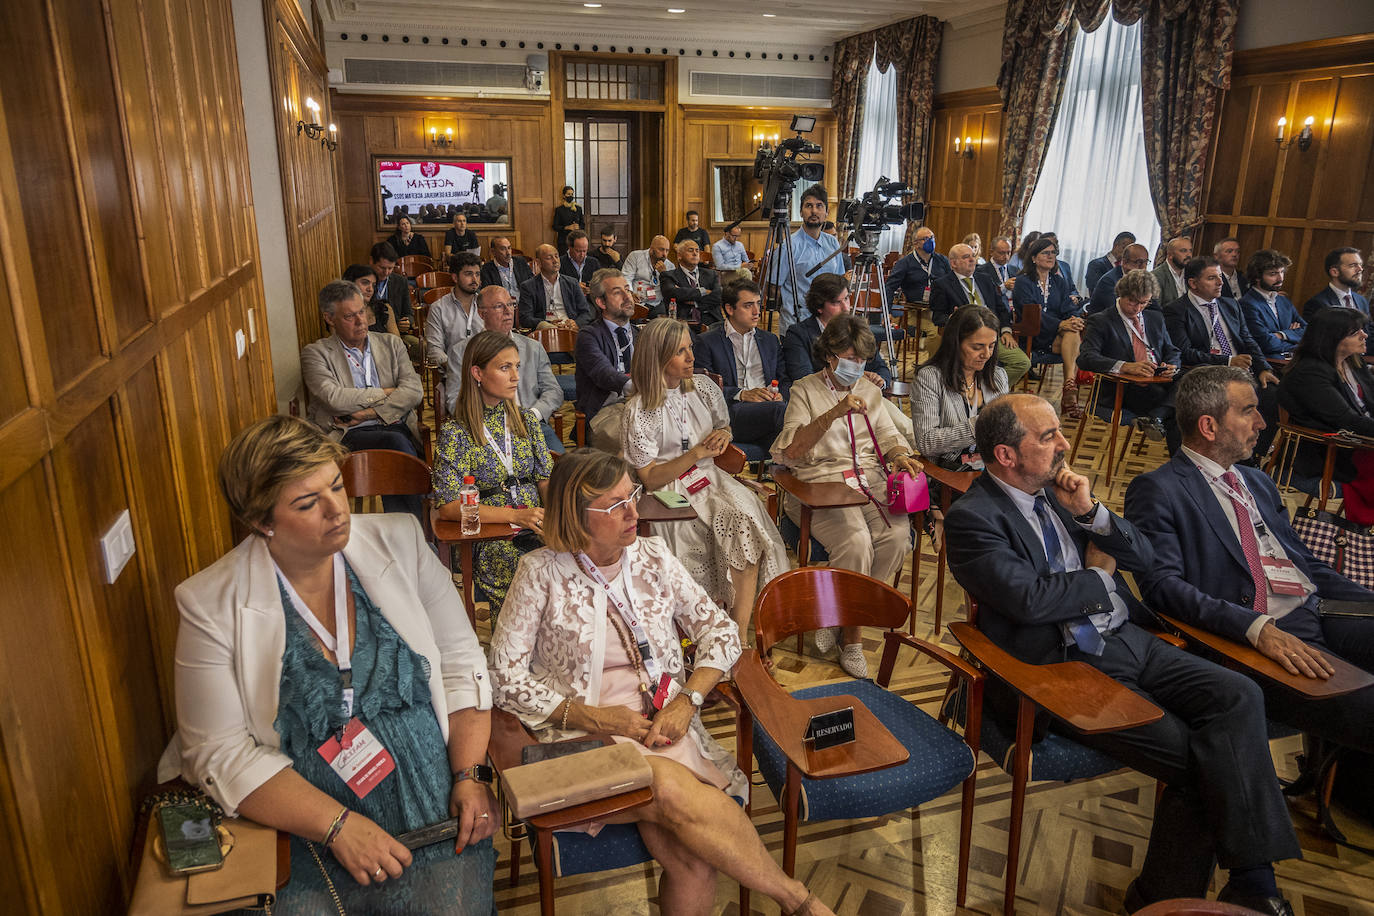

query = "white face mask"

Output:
[[831, 357, 864, 387]]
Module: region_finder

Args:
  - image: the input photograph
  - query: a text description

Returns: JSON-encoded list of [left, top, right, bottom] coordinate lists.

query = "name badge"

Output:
[[652, 673, 681, 710], [679, 465, 711, 494], [1261, 556, 1306, 596], [318, 719, 396, 799], [842, 469, 863, 490]]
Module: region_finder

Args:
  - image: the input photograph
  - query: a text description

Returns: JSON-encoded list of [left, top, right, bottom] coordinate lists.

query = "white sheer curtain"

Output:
[[853, 51, 904, 257], [1021, 17, 1160, 293]]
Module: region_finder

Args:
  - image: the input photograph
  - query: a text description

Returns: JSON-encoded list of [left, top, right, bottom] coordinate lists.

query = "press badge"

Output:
[[679, 465, 711, 494], [1261, 556, 1307, 596], [652, 673, 682, 710], [842, 469, 863, 490], [318, 718, 396, 799]]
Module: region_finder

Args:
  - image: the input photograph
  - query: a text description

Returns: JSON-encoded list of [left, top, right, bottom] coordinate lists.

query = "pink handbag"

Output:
[[849, 411, 931, 516]]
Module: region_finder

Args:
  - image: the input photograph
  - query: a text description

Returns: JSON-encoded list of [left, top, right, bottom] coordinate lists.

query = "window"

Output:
[[853, 52, 905, 257], [564, 60, 662, 101]]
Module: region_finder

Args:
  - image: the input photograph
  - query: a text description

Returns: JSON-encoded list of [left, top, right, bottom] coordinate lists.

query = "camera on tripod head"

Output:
[[754, 115, 825, 218], [837, 177, 926, 237]]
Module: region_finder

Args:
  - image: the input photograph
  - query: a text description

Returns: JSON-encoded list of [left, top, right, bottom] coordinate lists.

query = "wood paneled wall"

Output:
[[0, 0, 274, 911], [924, 87, 1005, 253], [1200, 35, 1374, 300], [268, 0, 343, 346]]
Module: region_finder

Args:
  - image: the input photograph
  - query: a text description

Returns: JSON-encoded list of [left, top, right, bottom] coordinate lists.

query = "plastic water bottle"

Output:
[[460, 476, 480, 535], [769, 379, 780, 399]]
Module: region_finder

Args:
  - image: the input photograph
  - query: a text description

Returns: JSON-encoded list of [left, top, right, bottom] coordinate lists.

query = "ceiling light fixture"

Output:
[[667, 7, 685, 12], [762, 12, 776, 16], [584, 3, 602, 7]]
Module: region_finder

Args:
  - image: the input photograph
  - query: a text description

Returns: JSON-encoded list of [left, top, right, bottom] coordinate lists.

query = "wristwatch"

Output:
[[1073, 500, 1101, 524], [453, 764, 494, 785], [687, 689, 706, 708]]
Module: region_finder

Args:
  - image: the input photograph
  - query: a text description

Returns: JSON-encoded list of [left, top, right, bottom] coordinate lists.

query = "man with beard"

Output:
[[424, 252, 485, 370], [1215, 237, 1249, 300], [1239, 249, 1305, 358], [1151, 236, 1193, 303], [770, 184, 838, 334], [574, 269, 640, 449], [1302, 248, 1371, 354], [947, 392, 1301, 915]]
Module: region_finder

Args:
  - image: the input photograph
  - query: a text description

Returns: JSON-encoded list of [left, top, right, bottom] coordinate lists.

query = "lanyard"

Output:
[[575, 551, 661, 685], [274, 553, 354, 717], [667, 389, 692, 454], [1122, 315, 1159, 362], [1198, 464, 1279, 557], [486, 414, 520, 502]]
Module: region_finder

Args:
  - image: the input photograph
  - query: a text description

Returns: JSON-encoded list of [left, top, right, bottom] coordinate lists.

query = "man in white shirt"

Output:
[[424, 252, 484, 370], [712, 224, 751, 276], [693, 280, 785, 454], [622, 235, 674, 311], [1151, 236, 1192, 303], [479, 236, 533, 301], [518, 244, 590, 330]]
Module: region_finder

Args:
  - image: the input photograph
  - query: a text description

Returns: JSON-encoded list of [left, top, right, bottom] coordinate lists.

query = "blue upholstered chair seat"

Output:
[[752, 680, 975, 822], [778, 514, 829, 563], [976, 714, 1125, 783], [555, 374, 577, 401], [737, 442, 767, 464], [544, 823, 651, 878]]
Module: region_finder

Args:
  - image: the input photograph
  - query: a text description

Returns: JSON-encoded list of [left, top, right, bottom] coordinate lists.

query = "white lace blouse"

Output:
[[623, 377, 730, 465]]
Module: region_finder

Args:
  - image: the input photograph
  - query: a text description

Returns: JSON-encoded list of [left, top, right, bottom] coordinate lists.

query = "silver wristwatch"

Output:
[[687, 689, 706, 708]]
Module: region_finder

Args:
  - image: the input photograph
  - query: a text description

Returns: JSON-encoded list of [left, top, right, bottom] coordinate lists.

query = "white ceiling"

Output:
[[319, 0, 1006, 54]]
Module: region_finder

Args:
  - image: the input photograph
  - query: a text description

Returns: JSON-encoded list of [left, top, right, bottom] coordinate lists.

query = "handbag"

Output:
[[852, 410, 931, 515], [501, 741, 654, 820], [1291, 506, 1374, 589]]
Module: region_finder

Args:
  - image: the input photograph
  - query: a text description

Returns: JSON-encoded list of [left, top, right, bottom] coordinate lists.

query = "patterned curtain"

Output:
[[831, 34, 874, 201]]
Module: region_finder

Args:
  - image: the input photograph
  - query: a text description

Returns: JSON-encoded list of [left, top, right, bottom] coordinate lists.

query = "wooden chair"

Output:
[[1264, 407, 1370, 510], [339, 449, 435, 543], [910, 464, 979, 634], [631, 303, 650, 323], [529, 327, 579, 443], [736, 567, 983, 906], [398, 254, 433, 277], [1010, 302, 1043, 391], [415, 270, 455, 291], [771, 468, 867, 569], [1067, 372, 1172, 487], [421, 286, 452, 305]]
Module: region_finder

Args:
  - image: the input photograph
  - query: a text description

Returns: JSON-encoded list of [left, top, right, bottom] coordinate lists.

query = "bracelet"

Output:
[[560, 696, 574, 730], [322, 807, 350, 847]]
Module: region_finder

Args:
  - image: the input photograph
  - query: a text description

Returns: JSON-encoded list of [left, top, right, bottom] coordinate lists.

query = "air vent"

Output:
[[689, 71, 830, 102], [343, 58, 528, 89]]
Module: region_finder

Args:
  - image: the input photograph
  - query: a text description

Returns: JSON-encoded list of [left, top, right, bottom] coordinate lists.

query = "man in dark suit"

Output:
[[574, 268, 638, 424], [656, 238, 722, 327], [934, 242, 1029, 388], [1239, 248, 1305, 358], [369, 241, 413, 332], [559, 230, 601, 287], [693, 280, 786, 453], [1077, 269, 1182, 452], [975, 234, 1019, 314], [480, 236, 533, 301], [1084, 230, 1136, 294], [1301, 248, 1371, 351], [1087, 243, 1150, 315], [947, 393, 1300, 914], [519, 243, 592, 330], [1215, 237, 1250, 301], [1125, 365, 1374, 759], [884, 226, 950, 304], [780, 273, 892, 398]]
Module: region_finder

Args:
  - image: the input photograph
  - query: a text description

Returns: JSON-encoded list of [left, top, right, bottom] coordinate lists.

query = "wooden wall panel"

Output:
[[926, 87, 1004, 254], [1201, 35, 1374, 302], [0, 0, 276, 911]]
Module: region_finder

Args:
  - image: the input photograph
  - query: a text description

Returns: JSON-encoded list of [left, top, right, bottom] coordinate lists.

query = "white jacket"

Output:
[[157, 514, 491, 814]]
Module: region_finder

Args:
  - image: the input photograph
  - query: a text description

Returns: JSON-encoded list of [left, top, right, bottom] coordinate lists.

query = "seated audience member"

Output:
[[1216, 237, 1249, 300], [1036, 231, 1078, 293], [961, 232, 985, 264], [884, 226, 950, 307], [946, 393, 1300, 914], [622, 318, 788, 633], [574, 269, 638, 447], [712, 224, 751, 276], [552, 185, 584, 253], [370, 242, 414, 337], [1078, 269, 1182, 452], [489, 450, 839, 916], [386, 215, 431, 260], [1013, 237, 1085, 418], [442, 210, 481, 260], [772, 184, 837, 334], [657, 239, 723, 327], [425, 253, 484, 370], [772, 316, 921, 678], [1152, 236, 1193, 304], [447, 286, 566, 455], [976, 234, 1019, 315], [930, 242, 1028, 388], [433, 330, 553, 614], [165, 415, 496, 912], [693, 280, 786, 455], [672, 209, 711, 251], [480, 237, 533, 302], [1085, 231, 1136, 295], [1302, 246, 1370, 328], [594, 226, 623, 269], [1240, 248, 1305, 358], [1127, 364, 1374, 758], [781, 273, 892, 398], [1088, 244, 1151, 315], [1277, 308, 1374, 520], [622, 235, 675, 313], [519, 244, 592, 330], [913, 306, 1008, 472], [560, 229, 601, 287], [1009, 230, 1041, 272], [343, 264, 395, 336]]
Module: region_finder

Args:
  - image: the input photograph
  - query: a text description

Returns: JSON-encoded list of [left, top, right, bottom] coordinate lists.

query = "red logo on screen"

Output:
[[420, 162, 440, 178]]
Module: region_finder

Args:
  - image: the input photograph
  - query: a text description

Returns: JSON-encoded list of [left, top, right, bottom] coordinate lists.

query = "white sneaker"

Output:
[[839, 643, 869, 679], [813, 627, 837, 655]]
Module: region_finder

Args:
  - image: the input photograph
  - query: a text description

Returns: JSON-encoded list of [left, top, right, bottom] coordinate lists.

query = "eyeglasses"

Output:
[[586, 485, 643, 516]]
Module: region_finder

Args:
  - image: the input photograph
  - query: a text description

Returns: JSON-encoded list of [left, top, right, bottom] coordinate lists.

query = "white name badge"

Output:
[[679, 464, 711, 494], [1261, 556, 1307, 597], [842, 469, 863, 490], [318, 718, 396, 799]]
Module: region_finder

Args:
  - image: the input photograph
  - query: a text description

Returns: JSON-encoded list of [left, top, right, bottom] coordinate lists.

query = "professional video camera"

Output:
[[836, 177, 926, 237], [753, 115, 825, 218]]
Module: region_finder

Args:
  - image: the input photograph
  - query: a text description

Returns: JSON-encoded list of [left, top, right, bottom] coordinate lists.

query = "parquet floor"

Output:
[[470, 355, 1374, 915]]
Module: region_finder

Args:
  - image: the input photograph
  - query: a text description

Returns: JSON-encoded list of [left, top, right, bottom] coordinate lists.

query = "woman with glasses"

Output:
[[621, 317, 788, 638], [1278, 307, 1374, 522], [489, 449, 837, 916], [1013, 236, 1085, 417]]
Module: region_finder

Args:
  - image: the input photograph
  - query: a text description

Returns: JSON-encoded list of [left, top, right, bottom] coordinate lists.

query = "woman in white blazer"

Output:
[[162, 415, 495, 913]]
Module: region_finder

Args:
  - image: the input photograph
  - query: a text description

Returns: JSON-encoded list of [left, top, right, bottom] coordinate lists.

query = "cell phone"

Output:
[[1154, 365, 1171, 376], [158, 801, 224, 875], [653, 490, 691, 509], [521, 738, 603, 765]]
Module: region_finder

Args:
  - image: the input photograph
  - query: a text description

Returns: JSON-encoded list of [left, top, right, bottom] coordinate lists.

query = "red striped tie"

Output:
[[1222, 471, 1268, 615]]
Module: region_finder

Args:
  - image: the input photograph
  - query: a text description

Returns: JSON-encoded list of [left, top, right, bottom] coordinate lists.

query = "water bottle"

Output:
[[668, 298, 678, 320], [459, 475, 480, 535], [769, 379, 780, 400]]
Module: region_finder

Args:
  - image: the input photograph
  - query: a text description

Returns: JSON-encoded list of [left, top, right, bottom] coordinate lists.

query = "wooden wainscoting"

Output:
[[0, 0, 275, 911], [925, 87, 1005, 250]]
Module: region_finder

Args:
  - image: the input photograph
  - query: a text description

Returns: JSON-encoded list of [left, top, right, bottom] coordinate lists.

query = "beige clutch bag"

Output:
[[502, 742, 654, 820], [128, 816, 280, 915]]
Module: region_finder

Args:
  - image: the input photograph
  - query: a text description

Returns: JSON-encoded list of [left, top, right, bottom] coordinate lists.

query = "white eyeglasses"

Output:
[[586, 485, 643, 516]]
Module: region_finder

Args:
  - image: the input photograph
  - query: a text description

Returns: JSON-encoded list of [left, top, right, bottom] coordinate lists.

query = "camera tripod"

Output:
[[804, 227, 900, 366]]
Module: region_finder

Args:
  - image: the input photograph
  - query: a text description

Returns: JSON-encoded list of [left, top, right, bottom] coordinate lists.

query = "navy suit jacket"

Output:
[[480, 256, 533, 291], [1302, 286, 1371, 323], [559, 253, 602, 284], [657, 266, 723, 327], [1221, 270, 1250, 301], [929, 270, 1010, 329], [1084, 255, 1115, 295], [884, 251, 951, 303], [1077, 307, 1180, 373], [518, 274, 592, 330], [1125, 452, 1374, 644], [1012, 270, 1078, 352], [693, 326, 785, 400], [779, 315, 891, 399], [1162, 294, 1270, 374], [1087, 266, 1124, 316], [975, 261, 1018, 312], [573, 319, 638, 418], [1240, 288, 1305, 358]]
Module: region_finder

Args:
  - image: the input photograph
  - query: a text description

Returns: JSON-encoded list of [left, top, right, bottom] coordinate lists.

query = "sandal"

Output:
[[1060, 380, 1084, 420]]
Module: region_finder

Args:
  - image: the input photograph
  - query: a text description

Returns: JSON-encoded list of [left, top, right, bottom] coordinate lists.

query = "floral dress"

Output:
[[433, 404, 552, 613]]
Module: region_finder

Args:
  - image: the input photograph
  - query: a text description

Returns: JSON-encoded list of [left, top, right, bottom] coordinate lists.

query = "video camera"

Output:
[[754, 115, 825, 218], [836, 177, 925, 236]]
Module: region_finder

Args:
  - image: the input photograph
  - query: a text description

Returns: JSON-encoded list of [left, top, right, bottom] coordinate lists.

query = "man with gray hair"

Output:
[[301, 279, 424, 515], [621, 234, 674, 312]]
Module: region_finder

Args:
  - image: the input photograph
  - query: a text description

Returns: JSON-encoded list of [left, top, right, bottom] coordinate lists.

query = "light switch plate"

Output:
[[235, 329, 246, 359], [247, 308, 257, 343], [100, 509, 135, 584]]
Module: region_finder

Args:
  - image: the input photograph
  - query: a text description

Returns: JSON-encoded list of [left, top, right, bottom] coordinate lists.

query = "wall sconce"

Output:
[[430, 126, 454, 148], [296, 98, 337, 150], [954, 135, 974, 160], [1275, 116, 1314, 152]]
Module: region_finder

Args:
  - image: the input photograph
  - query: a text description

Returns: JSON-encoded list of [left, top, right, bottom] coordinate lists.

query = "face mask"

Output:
[[832, 357, 864, 387], [920, 237, 936, 255]]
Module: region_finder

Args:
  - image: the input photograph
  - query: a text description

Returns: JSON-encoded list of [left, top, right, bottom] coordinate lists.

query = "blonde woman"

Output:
[[621, 317, 788, 637]]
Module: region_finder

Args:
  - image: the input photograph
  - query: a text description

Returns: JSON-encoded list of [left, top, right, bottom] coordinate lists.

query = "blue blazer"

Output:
[[884, 251, 951, 304], [573, 320, 637, 418], [559, 253, 601, 284], [1125, 452, 1374, 644], [518, 274, 592, 330], [779, 315, 891, 399], [1301, 285, 1371, 323], [1240, 289, 1305, 358], [1011, 270, 1078, 352], [1162, 294, 1270, 373], [1084, 255, 1115, 295], [693, 326, 785, 400]]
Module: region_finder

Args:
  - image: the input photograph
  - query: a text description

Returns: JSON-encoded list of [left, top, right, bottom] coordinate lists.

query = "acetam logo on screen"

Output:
[[420, 161, 440, 178]]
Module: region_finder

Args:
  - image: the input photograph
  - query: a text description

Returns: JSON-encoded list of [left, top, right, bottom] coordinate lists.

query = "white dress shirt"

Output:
[[542, 275, 567, 321], [725, 325, 764, 395]]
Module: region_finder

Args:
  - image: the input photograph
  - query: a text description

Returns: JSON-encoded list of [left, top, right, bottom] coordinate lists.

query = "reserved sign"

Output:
[[804, 706, 855, 750]]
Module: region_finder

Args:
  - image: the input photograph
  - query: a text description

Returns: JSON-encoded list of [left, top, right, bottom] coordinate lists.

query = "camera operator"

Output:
[[772, 184, 837, 335]]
